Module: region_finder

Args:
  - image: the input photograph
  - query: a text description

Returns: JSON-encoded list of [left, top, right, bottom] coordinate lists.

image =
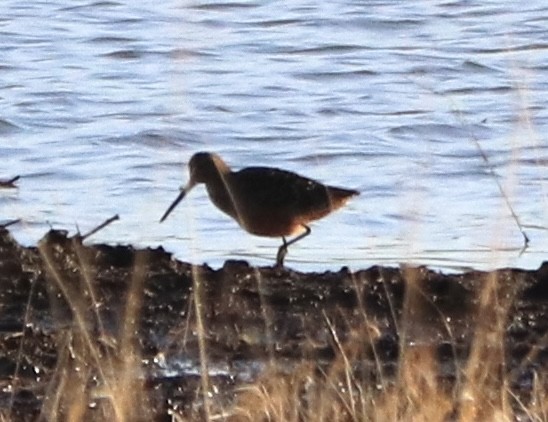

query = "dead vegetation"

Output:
[[0, 227, 546, 421]]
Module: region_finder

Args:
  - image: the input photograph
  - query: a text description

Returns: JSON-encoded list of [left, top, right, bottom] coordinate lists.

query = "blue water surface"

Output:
[[1, 0, 547, 271]]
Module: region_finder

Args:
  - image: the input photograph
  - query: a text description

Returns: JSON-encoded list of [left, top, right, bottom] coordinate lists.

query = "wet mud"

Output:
[[0, 227, 546, 420]]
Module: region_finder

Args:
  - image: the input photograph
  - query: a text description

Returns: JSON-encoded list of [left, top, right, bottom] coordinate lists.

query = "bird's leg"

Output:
[[276, 237, 288, 268], [275, 225, 311, 267]]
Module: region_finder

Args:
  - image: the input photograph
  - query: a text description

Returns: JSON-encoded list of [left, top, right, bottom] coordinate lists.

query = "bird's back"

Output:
[[225, 167, 358, 236]]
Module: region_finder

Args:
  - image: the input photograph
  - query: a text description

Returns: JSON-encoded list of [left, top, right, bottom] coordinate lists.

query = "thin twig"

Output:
[[80, 214, 120, 241], [1, 219, 21, 229], [458, 109, 530, 252], [411, 78, 530, 252], [322, 311, 356, 418]]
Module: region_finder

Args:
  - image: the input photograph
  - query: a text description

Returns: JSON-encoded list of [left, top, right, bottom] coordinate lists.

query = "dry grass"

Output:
[[34, 238, 152, 422], [2, 236, 546, 422], [221, 269, 546, 422]]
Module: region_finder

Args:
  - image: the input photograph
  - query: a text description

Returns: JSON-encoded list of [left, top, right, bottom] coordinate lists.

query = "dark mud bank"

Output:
[[0, 227, 547, 420]]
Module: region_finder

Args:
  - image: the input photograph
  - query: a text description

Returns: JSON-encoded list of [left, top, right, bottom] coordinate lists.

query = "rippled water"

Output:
[[1, 0, 547, 271]]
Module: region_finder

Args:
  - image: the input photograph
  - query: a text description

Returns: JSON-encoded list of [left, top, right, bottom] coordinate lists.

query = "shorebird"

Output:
[[160, 152, 358, 267]]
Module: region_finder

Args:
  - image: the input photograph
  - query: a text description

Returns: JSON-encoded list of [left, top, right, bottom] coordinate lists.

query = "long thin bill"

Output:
[[159, 189, 187, 222]]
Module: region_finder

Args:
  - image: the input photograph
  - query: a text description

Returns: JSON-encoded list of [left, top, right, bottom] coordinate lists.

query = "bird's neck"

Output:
[[204, 171, 238, 219]]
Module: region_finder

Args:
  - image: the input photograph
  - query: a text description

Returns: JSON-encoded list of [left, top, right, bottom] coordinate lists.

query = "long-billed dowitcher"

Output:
[[160, 152, 358, 267]]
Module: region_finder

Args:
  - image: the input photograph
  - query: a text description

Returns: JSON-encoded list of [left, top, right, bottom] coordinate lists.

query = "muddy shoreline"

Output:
[[0, 227, 546, 420]]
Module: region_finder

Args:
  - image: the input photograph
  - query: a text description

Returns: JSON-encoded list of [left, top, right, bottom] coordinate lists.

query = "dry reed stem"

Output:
[[191, 264, 212, 421], [458, 271, 516, 422], [113, 250, 149, 422], [394, 267, 453, 422], [35, 238, 151, 421], [253, 267, 276, 364]]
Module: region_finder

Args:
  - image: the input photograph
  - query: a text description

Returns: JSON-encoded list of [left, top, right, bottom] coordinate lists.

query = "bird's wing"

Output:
[[232, 167, 331, 212]]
